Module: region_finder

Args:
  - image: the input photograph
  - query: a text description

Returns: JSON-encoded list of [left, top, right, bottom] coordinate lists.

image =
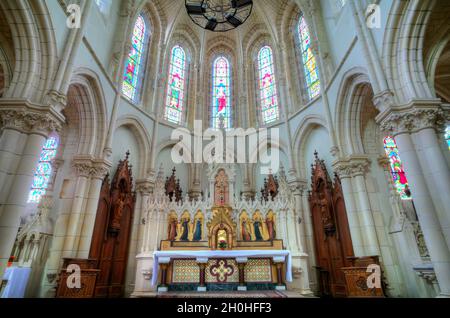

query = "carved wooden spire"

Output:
[[165, 167, 183, 202], [261, 170, 279, 201]]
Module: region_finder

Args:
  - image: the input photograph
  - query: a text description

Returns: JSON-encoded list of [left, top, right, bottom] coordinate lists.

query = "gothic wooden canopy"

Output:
[[165, 167, 183, 202]]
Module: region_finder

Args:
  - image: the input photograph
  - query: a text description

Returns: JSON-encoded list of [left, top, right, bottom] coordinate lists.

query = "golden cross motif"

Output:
[[210, 259, 234, 282]]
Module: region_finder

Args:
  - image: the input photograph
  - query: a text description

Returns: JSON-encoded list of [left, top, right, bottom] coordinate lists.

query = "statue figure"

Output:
[[111, 192, 126, 231], [265, 215, 276, 240], [193, 218, 202, 241], [168, 217, 178, 241], [241, 218, 251, 241], [180, 217, 190, 241], [318, 191, 335, 235], [253, 218, 264, 241]]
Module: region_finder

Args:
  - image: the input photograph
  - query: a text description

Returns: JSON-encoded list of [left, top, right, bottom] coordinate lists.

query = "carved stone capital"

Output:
[[135, 179, 154, 195], [72, 160, 92, 178], [288, 179, 308, 195], [90, 159, 112, 180], [377, 102, 445, 136], [372, 90, 395, 113], [0, 102, 64, 137], [72, 156, 111, 179], [377, 156, 390, 172], [333, 156, 371, 179]]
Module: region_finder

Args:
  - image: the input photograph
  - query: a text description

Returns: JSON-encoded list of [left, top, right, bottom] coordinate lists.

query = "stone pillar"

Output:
[[0, 106, 62, 275], [289, 181, 307, 253], [61, 157, 91, 258], [333, 160, 365, 256], [379, 106, 450, 296], [351, 160, 381, 256], [394, 132, 450, 296], [300, 185, 316, 270], [416, 127, 450, 242], [0, 128, 26, 203], [77, 160, 110, 258], [135, 180, 153, 253]]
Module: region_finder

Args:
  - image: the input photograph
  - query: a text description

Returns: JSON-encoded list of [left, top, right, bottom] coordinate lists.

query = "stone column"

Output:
[[416, 126, 450, 243], [77, 160, 110, 258], [333, 160, 365, 256], [124, 179, 153, 295], [0, 108, 61, 276], [61, 158, 91, 258], [394, 132, 450, 296], [350, 159, 381, 256], [380, 107, 450, 296], [135, 180, 153, 253], [289, 181, 307, 253], [0, 128, 26, 203], [300, 185, 316, 267]]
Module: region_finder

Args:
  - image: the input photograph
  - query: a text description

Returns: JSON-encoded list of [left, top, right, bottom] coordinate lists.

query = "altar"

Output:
[[132, 164, 311, 295]]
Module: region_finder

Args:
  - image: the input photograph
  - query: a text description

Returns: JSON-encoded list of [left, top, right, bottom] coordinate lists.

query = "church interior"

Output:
[[0, 0, 450, 299]]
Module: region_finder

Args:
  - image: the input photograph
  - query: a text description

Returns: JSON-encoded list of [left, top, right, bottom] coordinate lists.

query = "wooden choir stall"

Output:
[[55, 152, 135, 298], [309, 152, 385, 298]]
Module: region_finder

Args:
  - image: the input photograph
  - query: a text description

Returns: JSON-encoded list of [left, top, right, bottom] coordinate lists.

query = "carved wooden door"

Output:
[[309, 152, 354, 297]]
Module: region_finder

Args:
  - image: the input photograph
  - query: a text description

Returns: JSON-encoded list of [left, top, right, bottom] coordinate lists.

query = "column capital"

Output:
[[333, 155, 371, 178], [377, 156, 390, 172], [377, 101, 445, 136], [135, 179, 154, 195], [72, 156, 111, 179], [90, 159, 112, 180], [288, 179, 308, 195], [0, 100, 64, 137], [372, 90, 395, 113]]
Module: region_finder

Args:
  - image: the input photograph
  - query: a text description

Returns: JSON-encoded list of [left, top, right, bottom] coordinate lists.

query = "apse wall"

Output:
[[303, 126, 333, 183], [155, 147, 189, 194], [111, 126, 140, 176]]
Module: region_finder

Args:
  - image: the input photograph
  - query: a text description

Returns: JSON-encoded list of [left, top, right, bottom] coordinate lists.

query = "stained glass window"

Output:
[[298, 13, 321, 99], [383, 136, 411, 200], [28, 135, 59, 203], [122, 15, 147, 102], [211, 56, 232, 129], [165, 46, 187, 124], [258, 46, 279, 124], [445, 126, 450, 150]]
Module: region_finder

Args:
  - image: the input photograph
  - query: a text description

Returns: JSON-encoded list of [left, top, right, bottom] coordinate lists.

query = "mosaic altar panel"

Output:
[[172, 259, 199, 283], [244, 258, 272, 282]]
